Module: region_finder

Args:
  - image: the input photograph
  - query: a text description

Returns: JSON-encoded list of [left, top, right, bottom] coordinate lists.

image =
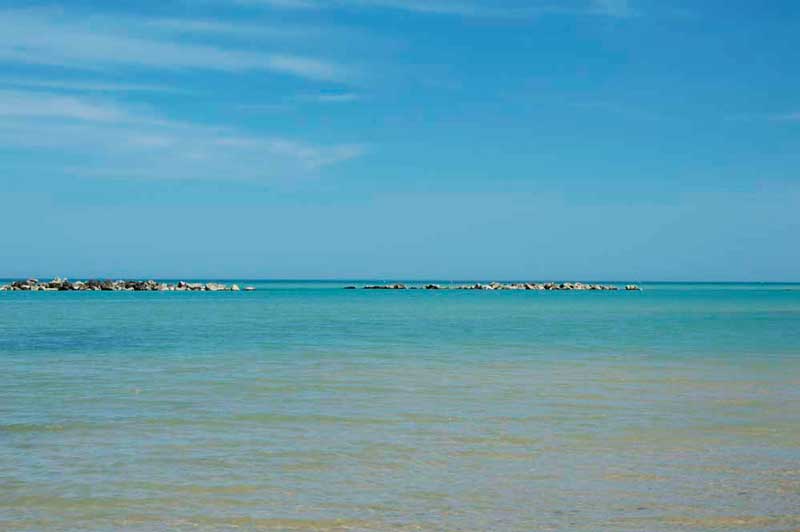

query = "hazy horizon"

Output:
[[2, 275, 799, 283]]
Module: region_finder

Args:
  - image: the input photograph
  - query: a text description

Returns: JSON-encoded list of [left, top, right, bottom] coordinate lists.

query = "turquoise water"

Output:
[[2, 282, 800, 531]]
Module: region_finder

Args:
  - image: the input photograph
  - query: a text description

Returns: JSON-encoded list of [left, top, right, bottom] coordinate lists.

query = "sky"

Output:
[[0, 0, 798, 281]]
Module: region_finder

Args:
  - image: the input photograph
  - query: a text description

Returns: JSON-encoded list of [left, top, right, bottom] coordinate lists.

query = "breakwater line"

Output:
[[354, 281, 642, 291], [0, 278, 255, 292]]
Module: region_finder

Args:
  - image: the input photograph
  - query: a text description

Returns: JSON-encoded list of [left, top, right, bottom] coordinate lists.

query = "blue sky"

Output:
[[0, 0, 798, 280]]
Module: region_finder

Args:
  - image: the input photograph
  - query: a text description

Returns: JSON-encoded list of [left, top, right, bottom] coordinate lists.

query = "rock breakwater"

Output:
[[357, 281, 641, 291], [0, 278, 250, 292]]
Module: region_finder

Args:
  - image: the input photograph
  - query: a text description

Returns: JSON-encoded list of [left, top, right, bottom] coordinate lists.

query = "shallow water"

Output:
[[1, 282, 799, 531]]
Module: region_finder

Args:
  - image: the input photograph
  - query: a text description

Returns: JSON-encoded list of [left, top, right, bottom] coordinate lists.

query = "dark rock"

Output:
[[363, 284, 407, 290]]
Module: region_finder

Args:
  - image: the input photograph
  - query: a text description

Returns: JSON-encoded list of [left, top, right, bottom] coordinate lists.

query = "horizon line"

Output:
[[1, 276, 799, 284]]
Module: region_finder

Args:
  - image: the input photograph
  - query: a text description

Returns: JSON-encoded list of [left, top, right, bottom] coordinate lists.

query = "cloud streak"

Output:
[[773, 112, 800, 121], [0, 9, 351, 82], [0, 89, 365, 181], [0, 78, 181, 93], [296, 92, 361, 103], [0, 89, 131, 122], [589, 0, 634, 17], [237, 0, 636, 18]]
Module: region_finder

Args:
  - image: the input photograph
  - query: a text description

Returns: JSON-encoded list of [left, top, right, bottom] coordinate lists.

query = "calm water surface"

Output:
[[1, 282, 799, 531]]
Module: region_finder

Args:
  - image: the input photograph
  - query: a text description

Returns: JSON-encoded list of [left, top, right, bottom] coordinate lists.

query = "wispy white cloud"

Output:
[[590, 0, 635, 18], [728, 111, 800, 123], [268, 54, 347, 82], [234, 92, 361, 114], [772, 112, 800, 121], [216, 136, 365, 168], [0, 78, 181, 93], [0, 89, 131, 122], [0, 9, 351, 82], [296, 92, 361, 103], [236, 0, 637, 18], [237, 103, 294, 113], [237, 0, 320, 8], [0, 89, 365, 180], [334, 0, 509, 16], [143, 17, 308, 39]]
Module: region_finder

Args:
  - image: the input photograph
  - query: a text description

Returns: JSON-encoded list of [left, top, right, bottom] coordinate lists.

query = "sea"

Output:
[[1, 281, 799, 531]]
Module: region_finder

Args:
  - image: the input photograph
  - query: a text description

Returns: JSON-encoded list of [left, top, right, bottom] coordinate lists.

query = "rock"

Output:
[[463, 283, 486, 290], [11, 278, 215, 291], [0, 277, 629, 294], [442, 281, 629, 292]]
